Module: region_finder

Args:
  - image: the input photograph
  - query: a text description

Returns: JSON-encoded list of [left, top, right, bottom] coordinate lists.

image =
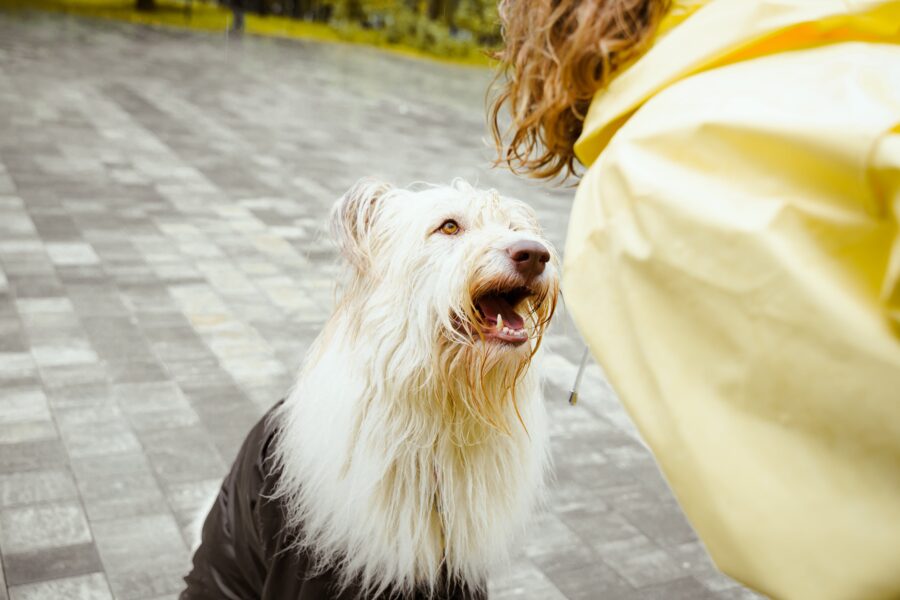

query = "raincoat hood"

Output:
[[575, 0, 900, 166]]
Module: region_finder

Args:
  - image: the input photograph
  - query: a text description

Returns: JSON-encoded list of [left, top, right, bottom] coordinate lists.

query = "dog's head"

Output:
[[330, 179, 558, 419]]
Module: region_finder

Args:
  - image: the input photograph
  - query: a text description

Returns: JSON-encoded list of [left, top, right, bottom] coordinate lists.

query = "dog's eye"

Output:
[[438, 220, 461, 235]]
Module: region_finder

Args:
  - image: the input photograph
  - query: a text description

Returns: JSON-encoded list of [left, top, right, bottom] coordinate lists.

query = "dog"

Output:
[[181, 179, 559, 599]]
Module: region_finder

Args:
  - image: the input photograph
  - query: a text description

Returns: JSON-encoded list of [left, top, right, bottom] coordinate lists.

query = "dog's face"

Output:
[[331, 178, 559, 361]]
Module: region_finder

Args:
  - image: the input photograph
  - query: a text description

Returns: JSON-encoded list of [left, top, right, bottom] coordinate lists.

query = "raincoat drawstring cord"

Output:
[[568, 346, 589, 406]]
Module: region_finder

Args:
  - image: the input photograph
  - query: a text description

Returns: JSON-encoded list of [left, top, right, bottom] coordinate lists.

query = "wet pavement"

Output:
[[0, 12, 762, 600]]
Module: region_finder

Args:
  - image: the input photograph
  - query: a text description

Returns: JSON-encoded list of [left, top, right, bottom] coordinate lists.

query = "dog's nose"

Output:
[[507, 240, 550, 279]]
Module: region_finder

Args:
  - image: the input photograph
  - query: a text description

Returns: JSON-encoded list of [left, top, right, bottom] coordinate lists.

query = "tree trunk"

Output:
[[427, 0, 444, 20], [341, 0, 364, 22], [136, 0, 155, 11], [294, 0, 312, 19], [427, 0, 460, 25]]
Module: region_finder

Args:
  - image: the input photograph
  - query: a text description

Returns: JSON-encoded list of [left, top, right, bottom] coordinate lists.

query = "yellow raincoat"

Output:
[[563, 1, 900, 599]]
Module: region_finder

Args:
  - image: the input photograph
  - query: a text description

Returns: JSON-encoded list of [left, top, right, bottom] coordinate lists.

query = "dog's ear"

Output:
[[331, 177, 393, 272]]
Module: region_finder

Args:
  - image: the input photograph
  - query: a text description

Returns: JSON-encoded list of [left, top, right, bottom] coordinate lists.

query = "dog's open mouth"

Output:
[[473, 286, 534, 345]]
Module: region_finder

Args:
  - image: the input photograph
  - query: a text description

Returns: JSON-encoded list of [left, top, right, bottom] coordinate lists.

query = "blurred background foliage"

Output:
[[0, 0, 501, 63], [316, 0, 501, 60]]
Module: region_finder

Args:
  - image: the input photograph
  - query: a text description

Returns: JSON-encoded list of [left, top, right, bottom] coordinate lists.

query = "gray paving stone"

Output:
[[0, 502, 92, 554], [143, 327, 214, 363], [0, 439, 67, 474], [0, 469, 79, 508], [0, 418, 58, 445], [488, 560, 567, 600], [44, 243, 100, 266], [8, 573, 113, 600], [163, 358, 232, 389], [621, 503, 699, 549], [114, 381, 199, 432], [634, 577, 717, 600], [106, 358, 170, 385], [45, 383, 110, 411], [162, 478, 221, 544], [0, 353, 37, 386], [14, 297, 74, 315], [65, 284, 130, 318], [92, 514, 189, 600], [716, 588, 768, 600], [2, 543, 104, 588], [0, 387, 51, 425], [521, 513, 595, 567], [667, 541, 745, 594], [30, 341, 99, 369], [3, 277, 64, 300], [70, 452, 168, 521], [36, 363, 108, 390], [81, 316, 156, 363], [0, 319, 27, 353], [533, 552, 634, 600], [58, 414, 142, 459], [597, 536, 687, 589], [570, 509, 643, 550], [139, 426, 227, 486]]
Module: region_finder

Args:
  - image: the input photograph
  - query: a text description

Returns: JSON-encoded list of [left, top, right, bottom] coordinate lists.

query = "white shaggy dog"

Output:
[[182, 179, 559, 600]]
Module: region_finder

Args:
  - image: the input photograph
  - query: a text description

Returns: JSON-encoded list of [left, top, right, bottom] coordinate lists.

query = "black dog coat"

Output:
[[180, 401, 487, 600]]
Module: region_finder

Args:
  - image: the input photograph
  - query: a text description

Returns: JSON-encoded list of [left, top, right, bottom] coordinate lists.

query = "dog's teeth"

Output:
[[496, 314, 503, 330]]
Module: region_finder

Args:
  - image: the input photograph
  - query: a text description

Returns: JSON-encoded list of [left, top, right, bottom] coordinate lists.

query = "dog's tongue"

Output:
[[477, 295, 525, 330]]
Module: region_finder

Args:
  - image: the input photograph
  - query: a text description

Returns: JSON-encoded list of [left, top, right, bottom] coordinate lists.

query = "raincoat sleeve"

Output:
[[563, 43, 900, 600]]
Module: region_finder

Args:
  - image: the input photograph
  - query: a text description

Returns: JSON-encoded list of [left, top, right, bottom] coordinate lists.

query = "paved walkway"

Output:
[[0, 12, 761, 600]]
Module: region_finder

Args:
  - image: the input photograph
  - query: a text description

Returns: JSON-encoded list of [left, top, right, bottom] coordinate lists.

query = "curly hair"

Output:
[[489, 0, 671, 181]]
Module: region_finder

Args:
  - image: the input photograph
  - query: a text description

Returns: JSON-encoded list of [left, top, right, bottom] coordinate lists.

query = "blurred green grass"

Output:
[[0, 0, 495, 66]]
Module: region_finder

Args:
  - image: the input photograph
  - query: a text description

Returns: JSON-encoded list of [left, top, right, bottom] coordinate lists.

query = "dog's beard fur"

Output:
[[270, 180, 558, 597]]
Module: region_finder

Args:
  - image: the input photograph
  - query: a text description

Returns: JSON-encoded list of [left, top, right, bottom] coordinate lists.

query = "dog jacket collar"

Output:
[[180, 401, 488, 600]]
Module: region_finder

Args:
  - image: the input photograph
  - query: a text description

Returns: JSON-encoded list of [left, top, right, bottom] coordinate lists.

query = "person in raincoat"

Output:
[[490, 1, 900, 599]]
